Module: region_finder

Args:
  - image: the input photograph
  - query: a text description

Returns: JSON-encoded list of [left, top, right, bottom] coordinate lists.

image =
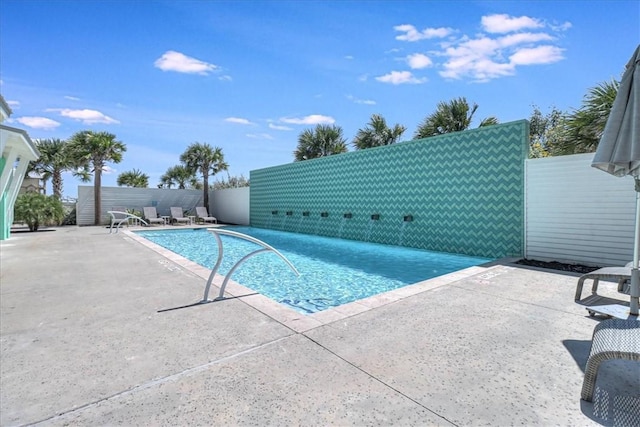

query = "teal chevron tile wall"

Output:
[[250, 120, 528, 258]]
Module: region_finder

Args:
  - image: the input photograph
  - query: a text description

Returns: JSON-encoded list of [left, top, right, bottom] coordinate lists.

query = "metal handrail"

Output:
[[107, 211, 148, 233], [202, 228, 300, 302]]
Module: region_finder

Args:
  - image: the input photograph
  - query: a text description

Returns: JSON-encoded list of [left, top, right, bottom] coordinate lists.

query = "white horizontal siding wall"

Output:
[[77, 186, 203, 226], [525, 153, 636, 266], [76, 185, 251, 226], [211, 187, 249, 225]]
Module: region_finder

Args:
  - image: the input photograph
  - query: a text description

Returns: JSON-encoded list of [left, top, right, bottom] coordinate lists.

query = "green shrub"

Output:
[[14, 193, 65, 231], [62, 206, 76, 225]]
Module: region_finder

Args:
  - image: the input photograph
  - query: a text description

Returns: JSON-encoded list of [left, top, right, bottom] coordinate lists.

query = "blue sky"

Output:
[[1, 0, 638, 197]]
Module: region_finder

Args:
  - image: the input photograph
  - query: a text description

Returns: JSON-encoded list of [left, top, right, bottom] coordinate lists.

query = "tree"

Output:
[[179, 143, 228, 209], [14, 192, 65, 231], [117, 168, 149, 188], [552, 79, 619, 155], [30, 138, 84, 198], [68, 131, 126, 225], [213, 174, 250, 190], [293, 124, 348, 161], [159, 165, 197, 189], [352, 114, 406, 150], [528, 106, 566, 158], [414, 97, 498, 139]]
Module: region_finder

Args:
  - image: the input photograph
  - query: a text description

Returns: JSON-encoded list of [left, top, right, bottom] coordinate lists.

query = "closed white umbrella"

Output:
[[592, 44, 640, 316]]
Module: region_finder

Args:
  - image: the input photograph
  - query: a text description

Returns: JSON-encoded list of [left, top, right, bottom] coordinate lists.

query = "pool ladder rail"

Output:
[[201, 229, 300, 303]]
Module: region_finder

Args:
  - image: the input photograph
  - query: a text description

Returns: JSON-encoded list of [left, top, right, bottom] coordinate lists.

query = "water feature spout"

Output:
[[302, 211, 310, 217], [286, 211, 293, 216], [321, 212, 329, 218], [371, 214, 380, 220], [272, 210, 278, 215], [344, 213, 352, 219], [403, 215, 413, 222]]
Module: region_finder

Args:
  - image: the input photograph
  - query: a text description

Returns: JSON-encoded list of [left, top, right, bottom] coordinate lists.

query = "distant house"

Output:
[[20, 173, 45, 194], [0, 94, 40, 240]]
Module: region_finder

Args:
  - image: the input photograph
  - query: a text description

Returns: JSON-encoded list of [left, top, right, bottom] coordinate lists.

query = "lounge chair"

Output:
[[575, 262, 633, 302], [580, 318, 640, 402], [170, 207, 191, 225], [107, 207, 147, 233], [143, 207, 166, 226], [195, 206, 217, 224]]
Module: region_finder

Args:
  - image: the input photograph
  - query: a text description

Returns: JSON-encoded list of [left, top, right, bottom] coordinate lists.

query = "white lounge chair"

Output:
[[575, 262, 633, 302], [170, 207, 190, 225], [143, 207, 166, 226], [107, 207, 147, 233], [195, 206, 217, 224]]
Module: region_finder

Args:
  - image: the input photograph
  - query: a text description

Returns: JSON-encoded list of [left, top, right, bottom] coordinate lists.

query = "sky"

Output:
[[1, 0, 638, 198]]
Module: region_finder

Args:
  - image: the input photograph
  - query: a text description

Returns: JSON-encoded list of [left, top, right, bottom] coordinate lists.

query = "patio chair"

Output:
[[170, 207, 191, 225], [581, 318, 640, 402], [107, 207, 147, 233], [143, 207, 166, 226], [575, 262, 633, 302], [108, 207, 129, 230], [195, 206, 217, 224]]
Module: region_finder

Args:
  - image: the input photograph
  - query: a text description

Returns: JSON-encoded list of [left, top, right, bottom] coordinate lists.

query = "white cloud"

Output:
[[375, 71, 426, 85], [219, 75, 232, 81], [346, 95, 376, 105], [509, 45, 565, 65], [345, 55, 354, 60], [102, 165, 116, 174], [246, 133, 274, 140], [225, 117, 254, 125], [64, 95, 80, 101], [550, 21, 572, 32], [394, 24, 453, 42], [269, 123, 293, 131], [384, 14, 569, 84], [280, 114, 335, 125], [48, 108, 119, 124], [498, 32, 554, 47], [438, 26, 565, 81], [481, 14, 544, 33], [406, 53, 433, 69], [14, 116, 61, 130], [6, 100, 20, 108], [154, 50, 219, 75]]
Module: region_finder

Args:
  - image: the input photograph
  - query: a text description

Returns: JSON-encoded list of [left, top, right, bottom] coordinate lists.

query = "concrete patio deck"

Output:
[[1, 225, 638, 426]]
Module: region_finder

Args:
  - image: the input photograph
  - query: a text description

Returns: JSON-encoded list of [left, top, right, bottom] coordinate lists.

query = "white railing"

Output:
[[201, 229, 300, 302], [107, 211, 148, 233]]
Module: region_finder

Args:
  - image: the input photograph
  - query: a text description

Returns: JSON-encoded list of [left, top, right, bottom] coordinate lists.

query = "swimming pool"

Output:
[[135, 226, 491, 314]]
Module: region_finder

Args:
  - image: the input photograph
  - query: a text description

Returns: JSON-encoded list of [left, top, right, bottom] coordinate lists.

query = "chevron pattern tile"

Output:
[[250, 120, 528, 258]]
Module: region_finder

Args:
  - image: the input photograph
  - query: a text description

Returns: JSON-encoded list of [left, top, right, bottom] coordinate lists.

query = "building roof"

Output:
[[0, 94, 12, 119]]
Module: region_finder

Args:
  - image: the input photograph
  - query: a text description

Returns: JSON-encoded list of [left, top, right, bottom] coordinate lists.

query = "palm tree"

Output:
[[117, 168, 149, 188], [68, 131, 126, 225], [159, 165, 199, 189], [353, 114, 406, 150], [30, 138, 80, 198], [13, 192, 65, 231], [552, 79, 619, 155], [293, 124, 348, 161], [179, 143, 227, 209], [528, 106, 566, 158], [414, 97, 498, 139]]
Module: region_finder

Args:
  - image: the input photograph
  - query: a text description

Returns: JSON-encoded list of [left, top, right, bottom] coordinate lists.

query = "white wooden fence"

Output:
[[76, 186, 250, 226], [525, 153, 635, 266]]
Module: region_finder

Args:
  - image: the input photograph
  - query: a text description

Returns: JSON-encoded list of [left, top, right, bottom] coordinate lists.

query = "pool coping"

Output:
[[123, 226, 498, 333]]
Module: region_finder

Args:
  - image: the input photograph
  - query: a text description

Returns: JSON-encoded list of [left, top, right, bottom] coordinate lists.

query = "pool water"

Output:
[[135, 226, 491, 314]]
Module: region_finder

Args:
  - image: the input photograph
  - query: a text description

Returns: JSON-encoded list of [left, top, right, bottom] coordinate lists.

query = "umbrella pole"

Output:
[[632, 180, 640, 316]]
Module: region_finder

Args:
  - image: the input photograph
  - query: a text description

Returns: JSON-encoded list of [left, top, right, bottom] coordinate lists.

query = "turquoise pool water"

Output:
[[135, 226, 491, 314]]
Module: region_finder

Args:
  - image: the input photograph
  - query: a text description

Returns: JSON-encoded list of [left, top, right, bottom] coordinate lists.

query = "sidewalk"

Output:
[[1, 226, 638, 426]]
